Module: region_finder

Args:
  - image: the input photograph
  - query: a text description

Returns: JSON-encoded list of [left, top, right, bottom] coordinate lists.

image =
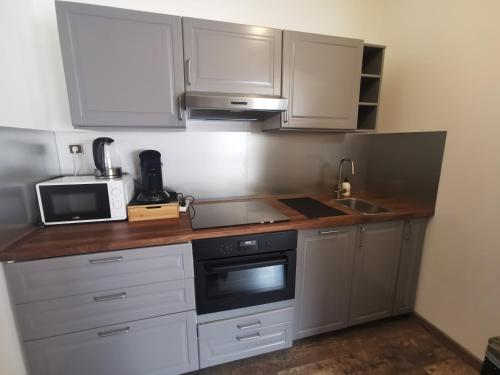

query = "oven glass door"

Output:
[[39, 184, 111, 223], [195, 250, 296, 315]]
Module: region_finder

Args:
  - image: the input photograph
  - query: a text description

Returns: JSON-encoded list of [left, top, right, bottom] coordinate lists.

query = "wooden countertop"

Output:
[[0, 192, 434, 262]]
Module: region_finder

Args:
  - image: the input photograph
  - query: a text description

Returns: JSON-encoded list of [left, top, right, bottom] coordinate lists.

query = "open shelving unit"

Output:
[[357, 44, 385, 131]]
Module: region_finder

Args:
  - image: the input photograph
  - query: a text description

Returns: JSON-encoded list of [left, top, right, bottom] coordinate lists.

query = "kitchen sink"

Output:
[[335, 198, 390, 215]]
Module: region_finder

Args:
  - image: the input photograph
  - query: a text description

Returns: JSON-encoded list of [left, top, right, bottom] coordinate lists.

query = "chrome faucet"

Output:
[[336, 158, 355, 198]]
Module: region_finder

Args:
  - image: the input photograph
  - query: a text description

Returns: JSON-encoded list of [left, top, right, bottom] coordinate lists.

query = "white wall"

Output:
[[377, 0, 500, 359], [0, 2, 51, 130]]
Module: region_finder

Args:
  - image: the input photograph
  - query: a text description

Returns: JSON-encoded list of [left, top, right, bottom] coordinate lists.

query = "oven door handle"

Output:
[[207, 258, 287, 273]]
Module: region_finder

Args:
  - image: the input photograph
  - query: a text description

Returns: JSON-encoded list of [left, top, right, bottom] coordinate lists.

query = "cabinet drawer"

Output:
[[25, 312, 199, 375], [198, 306, 294, 338], [17, 279, 195, 341], [199, 321, 293, 368], [5, 243, 193, 303]]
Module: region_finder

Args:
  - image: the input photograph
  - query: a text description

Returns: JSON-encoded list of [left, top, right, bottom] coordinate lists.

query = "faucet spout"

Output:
[[336, 158, 356, 199]]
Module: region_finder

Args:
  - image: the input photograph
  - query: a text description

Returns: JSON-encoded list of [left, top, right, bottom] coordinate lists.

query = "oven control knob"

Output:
[[112, 200, 122, 209], [111, 188, 122, 197]]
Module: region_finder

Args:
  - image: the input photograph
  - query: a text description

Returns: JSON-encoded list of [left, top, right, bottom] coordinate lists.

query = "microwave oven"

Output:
[[36, 175, 134, 225]]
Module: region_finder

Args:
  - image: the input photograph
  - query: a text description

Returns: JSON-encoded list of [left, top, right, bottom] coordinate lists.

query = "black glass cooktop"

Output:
[[279, 197, 346, 219], [190, 201, 290, 230]]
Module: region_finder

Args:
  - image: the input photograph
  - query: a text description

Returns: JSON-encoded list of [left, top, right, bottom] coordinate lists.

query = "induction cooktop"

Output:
[[190, 201, 289, 230]]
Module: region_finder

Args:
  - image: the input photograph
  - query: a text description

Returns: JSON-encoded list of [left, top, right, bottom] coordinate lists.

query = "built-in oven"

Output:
[[193, 230, 297, 315]]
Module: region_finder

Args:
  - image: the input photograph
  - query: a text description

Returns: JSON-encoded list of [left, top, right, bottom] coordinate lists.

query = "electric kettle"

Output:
[[92, 137, 122, 179]]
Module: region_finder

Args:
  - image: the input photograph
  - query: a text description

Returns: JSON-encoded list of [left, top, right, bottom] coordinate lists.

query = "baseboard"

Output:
[[412, 313, 483, 372]]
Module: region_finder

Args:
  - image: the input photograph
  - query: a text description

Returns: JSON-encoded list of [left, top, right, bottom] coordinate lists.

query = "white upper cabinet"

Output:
[[56, 2, 367, 131], [280, 31, 363, 130], [56, 1, 186, 128], [182, 18, 282, 95]]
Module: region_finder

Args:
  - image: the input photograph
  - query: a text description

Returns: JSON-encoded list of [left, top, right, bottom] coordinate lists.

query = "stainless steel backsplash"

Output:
[[54, 129, 446, 203], [0, 126, 60, 250], [54, 130, 368, 199], [360, 131, 447, 203]]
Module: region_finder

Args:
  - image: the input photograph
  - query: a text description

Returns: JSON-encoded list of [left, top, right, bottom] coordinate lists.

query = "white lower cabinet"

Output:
[[294, 221, 427, 340], [294, 226, 357, 339], [6, 243, 198, 375], [198, 307, 294, 368], [25, 311, 199, 375]]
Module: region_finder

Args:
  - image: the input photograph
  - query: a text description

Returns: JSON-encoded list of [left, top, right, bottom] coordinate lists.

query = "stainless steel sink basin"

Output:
[[335, 198, 390, 215]]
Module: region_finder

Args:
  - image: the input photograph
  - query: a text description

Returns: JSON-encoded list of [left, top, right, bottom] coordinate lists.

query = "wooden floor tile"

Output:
[[194, 317, 479, 375]]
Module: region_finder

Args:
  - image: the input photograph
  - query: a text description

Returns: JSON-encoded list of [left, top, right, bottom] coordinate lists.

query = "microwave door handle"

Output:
[[208, 258, 287, 273]]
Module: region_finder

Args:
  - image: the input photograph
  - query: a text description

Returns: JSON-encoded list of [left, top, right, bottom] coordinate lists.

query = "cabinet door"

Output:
[[295, 226, 357, 339], [183, 18, 282, 95], [282, 31, 363, 130], [56, 2, 185, 128], [393, 219, 427, 315], [349, 221, 404, 325], [25, 312, 199, 375]]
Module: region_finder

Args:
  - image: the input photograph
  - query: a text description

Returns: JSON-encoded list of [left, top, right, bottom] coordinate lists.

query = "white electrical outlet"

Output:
[[69, 144, 83, 154]]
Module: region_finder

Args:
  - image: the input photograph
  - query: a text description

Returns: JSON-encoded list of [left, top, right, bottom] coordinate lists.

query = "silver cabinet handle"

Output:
[[185, 59, 192, 85], [406, 220, 413, 240], [237, 332, 261, 341], [89, 256, 123, 265], [237, 321, 261, 330], [359, 226, 366, 248], [177, 96, 183, 121], [318, 229, 344, 235], [94, 292, 127, 303], [98, 326, 130, 338], [283, 110, 288, 123]]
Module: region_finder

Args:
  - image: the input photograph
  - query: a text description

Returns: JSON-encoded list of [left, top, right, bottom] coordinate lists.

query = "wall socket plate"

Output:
[[69, 144, 83, 154]]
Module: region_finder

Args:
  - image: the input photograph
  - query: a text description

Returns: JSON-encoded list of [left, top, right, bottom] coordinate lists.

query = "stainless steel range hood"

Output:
[[184, 92, 288, 121]]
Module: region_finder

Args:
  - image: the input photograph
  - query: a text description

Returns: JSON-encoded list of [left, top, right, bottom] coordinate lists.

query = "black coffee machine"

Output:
[[135, 150, 171, 204]]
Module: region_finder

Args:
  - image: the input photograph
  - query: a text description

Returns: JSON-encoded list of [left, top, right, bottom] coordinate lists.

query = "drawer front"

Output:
[[5, 243, 193, 303], [199, 321, 293, 368], [17, 279, 195, 341], [198, 306, 294, 338], [25, 312, 199, 375]]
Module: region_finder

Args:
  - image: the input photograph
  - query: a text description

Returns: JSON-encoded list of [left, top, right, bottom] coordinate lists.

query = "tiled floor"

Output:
[[196, 317, 479, 375]]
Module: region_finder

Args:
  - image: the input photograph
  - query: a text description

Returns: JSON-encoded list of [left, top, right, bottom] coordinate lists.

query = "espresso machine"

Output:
[[135, 150, 171, 204]]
